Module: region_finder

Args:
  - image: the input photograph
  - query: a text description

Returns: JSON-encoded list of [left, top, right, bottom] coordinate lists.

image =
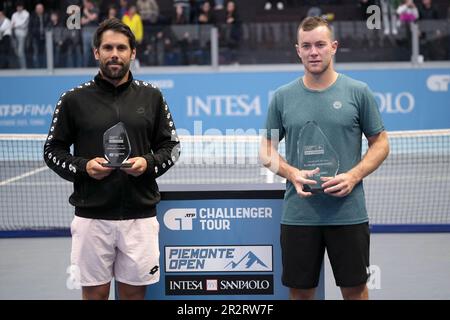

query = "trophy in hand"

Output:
[[297, 121, 339, 193], [101, 122, 132, 168]]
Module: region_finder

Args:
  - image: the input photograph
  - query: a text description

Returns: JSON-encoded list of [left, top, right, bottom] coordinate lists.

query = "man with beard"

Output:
[[259, 17, 389, 300], [44, 19, 180, 300]]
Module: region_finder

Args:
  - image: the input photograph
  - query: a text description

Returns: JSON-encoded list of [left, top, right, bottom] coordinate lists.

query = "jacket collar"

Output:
[[94, 71, 133, 93]]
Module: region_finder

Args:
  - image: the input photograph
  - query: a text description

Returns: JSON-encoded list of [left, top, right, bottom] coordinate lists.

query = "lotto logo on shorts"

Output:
[[149, 266, 159, 275]]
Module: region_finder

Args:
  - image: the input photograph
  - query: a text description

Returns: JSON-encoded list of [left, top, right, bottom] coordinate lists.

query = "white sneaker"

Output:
[[264, 2, 272, 10], [277, 2, 284, 10]]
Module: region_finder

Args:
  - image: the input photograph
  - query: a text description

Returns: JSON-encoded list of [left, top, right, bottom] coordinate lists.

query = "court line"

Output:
[[0, 166, 49, 186]]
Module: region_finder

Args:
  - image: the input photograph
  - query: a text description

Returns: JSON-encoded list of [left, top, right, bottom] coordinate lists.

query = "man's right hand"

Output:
[[86, 158, 114, 180], [288, 167, 320, 198]]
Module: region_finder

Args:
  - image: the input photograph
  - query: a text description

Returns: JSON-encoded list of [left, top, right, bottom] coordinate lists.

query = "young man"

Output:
[[260, 17, 389, 300], [44, 18, 180, 300]]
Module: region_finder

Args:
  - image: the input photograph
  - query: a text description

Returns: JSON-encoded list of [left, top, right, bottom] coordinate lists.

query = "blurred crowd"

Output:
[[0, 0, 448, 69]]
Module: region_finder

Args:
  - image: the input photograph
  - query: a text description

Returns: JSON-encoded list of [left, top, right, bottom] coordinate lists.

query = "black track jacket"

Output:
[[44, 72, 180, 220]]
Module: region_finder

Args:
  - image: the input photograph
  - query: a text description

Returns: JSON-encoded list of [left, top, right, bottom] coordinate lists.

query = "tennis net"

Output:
[[1, 130, 449, 232]]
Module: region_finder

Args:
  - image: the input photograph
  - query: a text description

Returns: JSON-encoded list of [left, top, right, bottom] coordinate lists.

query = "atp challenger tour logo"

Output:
[[163, 207, 272, 231]]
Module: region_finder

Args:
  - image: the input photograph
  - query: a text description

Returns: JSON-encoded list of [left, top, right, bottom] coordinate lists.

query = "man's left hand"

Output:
[[321, 173, 358, 197], [121, 157, 147, 177]]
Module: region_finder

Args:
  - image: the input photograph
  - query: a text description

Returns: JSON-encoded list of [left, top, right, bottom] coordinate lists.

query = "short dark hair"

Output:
[[93, 18, 136, 50], [298, 16, 334, 40]]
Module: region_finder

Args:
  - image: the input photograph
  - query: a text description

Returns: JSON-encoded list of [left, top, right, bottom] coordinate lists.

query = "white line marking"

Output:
[[0, 166, 49, 186]]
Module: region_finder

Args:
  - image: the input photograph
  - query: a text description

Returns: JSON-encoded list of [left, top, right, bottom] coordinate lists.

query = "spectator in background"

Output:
[[49, 10, 66, 68], [137, 0, 160, 25], [191, 0, 207, 23], [1, 1, 15, 18], [0, 7, 14, 68], [418, 0, 439, 20], [173, 0, 191, 23], [107, 6, 119, 20], [396, 0, 419, 25], [123, 4, 144, 67], [29, 3, 49, 68], [173, 3, 189, 24], [223, 0, 241, 64], [122, 5, 144, 45], [11, 1, 29, 69], [81, 0, 99, 67], [417, 0, 441, 61], [197, 1, 216, 25], [380, 0, 399, 35], [119, 0, 129, 19]]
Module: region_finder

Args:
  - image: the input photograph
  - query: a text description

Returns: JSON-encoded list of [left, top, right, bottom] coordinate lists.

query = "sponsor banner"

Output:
[[165, 274, 274, 295], [145, 196, 325, 300], [165, 245, 273, 273], [1, 68, 449, 133]]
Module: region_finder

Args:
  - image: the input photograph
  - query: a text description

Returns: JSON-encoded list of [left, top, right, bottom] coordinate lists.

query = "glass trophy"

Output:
[[101, 122, 132, 168], [297, 121, 339, 193]]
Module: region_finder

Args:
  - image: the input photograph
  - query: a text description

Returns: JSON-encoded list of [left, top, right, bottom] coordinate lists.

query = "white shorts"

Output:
[[70, 215, 160, 287]]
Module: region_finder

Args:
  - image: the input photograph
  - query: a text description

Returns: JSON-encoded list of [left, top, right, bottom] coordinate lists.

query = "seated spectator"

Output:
[[173, 3, 189, 24], [418, 0, 439, 20], [137, 0, 160, 25], [173, 0, 190, 23], [197, 1, 216, 25]]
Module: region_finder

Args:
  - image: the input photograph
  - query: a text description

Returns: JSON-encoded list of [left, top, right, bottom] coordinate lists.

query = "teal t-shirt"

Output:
[[265, 74, 385, 225]]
